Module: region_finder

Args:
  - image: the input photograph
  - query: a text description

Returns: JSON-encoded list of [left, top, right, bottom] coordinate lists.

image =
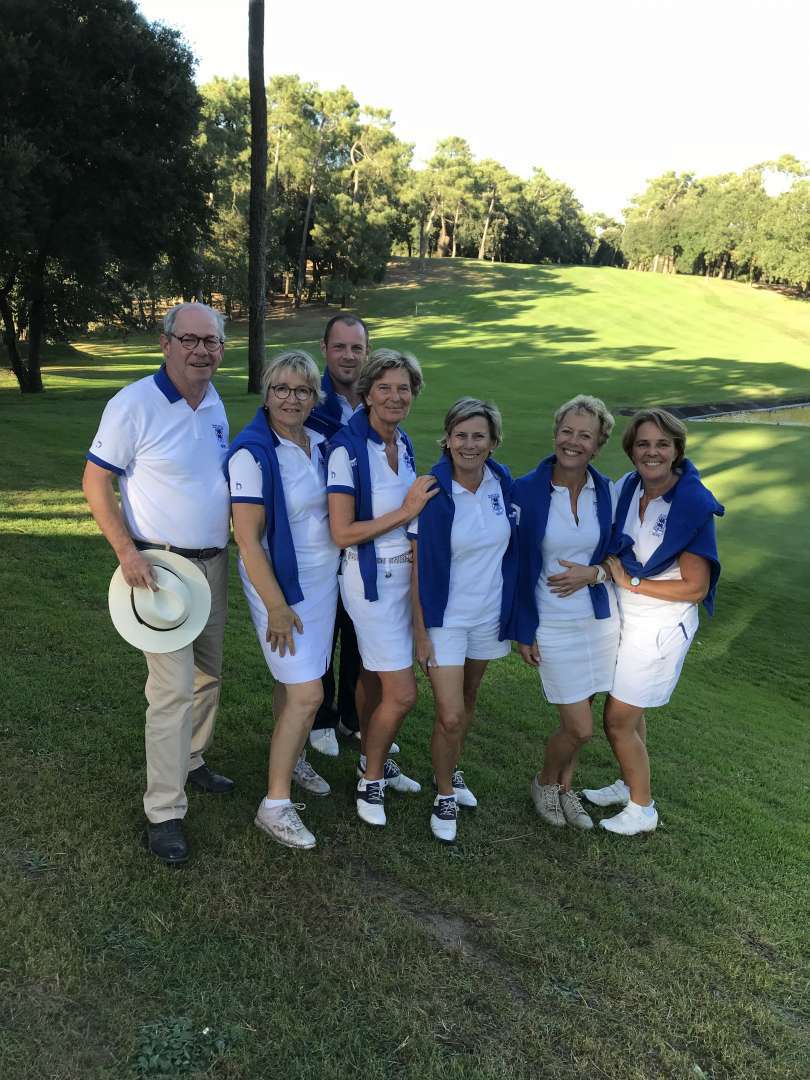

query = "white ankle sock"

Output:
[[359, 753, 367, 772], [263, 797, 291, 810], [628, 799, 656, 816]]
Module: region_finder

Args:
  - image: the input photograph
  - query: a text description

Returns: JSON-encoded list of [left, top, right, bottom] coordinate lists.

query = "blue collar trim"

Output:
[[153, 365, 183, 403]]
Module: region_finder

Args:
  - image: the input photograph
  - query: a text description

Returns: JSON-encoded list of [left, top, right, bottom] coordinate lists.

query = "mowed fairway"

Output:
[[2, 261, 808, 1080]]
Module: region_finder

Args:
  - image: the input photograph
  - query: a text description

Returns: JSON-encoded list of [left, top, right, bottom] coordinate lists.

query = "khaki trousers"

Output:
[[142, 549, 229, 823]]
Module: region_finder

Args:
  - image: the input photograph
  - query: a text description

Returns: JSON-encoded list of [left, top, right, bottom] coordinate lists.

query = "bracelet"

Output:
[[594, 564, 607, 585]]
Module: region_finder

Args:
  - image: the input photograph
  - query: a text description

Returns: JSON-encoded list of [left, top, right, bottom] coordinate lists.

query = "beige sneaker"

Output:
[[559, 789, 594, 830], [292, 752, 331, 796], [254, 801, 316, 849], [531, 777, 565, 826]]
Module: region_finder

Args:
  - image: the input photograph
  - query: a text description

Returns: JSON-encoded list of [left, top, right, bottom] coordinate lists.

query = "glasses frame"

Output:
[[168, 332, 224, 353], [269, 383, 316, 403]]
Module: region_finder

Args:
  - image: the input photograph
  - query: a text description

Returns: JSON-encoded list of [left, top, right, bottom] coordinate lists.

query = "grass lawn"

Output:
[[2, 260, 808, 1079]]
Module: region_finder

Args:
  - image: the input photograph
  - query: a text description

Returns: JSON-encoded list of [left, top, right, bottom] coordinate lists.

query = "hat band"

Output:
[[130, 568, 190, 632]]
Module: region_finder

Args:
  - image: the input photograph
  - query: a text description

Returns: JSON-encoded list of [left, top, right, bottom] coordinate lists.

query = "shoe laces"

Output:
[[295, 757, 320, 782], [382, 759, 401, 781], [563, 790, 587, 815], [435, 797, 457, 820], [451, 769, 467, 790], [362, 781, 384, 805], [544, 783, 561, 812], [278, 803, 307, 832]]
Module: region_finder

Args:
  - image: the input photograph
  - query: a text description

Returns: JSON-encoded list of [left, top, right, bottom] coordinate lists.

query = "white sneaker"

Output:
[[356, 778, 386, 826], [308, 727, 339, 757], [337, 719, 361, 741], [254, 801, 316, 849], [430, 796, 458, 842], [600, 800, 658, 835], [559, 789, 593, 830], [357, 758, 421, 794], [530, 777, 565, 826], [292, 752, 331, 797], [451, 769, 477, 808], [389, 741, 400, 755], [581, 778, 630, 807]]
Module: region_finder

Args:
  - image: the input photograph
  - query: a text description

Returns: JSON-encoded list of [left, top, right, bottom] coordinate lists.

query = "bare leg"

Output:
[[267, 680, 324, 800], [430, 659, 489, 795], [558, 695, 596, 791], [363, 667, 416, 780], [603, 694, 650, 805], [538, 699, 594, 791]]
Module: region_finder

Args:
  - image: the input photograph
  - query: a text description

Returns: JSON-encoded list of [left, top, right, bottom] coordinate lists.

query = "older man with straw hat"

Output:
[[83, 302, 232, 865]]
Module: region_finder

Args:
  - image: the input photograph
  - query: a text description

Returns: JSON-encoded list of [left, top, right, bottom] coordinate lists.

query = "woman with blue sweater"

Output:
[[410, 398, 518, 842], [511, 395, 619, 832], [585, 409, 723, 835], [327, 349, 438, 827], [227, 351, 339, 851]]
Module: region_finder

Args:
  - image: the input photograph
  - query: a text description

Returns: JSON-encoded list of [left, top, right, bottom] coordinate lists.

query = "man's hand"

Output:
[[267, 603, 303, 657], [119, 547, 158, 590]]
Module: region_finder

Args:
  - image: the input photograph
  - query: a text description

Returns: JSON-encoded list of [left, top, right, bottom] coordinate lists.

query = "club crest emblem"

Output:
[[652, 512, 668, 537], [212, 423, 227, 448], [488, 493, 504, 516]]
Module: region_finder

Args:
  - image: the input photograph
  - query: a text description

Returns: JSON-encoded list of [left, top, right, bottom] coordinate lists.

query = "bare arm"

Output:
[[231, 502, 302, 656], [327, 475, 438, 549], [607, 551, 710, 603], [82, 460, 156, 589], [410, 539, 436, 673]]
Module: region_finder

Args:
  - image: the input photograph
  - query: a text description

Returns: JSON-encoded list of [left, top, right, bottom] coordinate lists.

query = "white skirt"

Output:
[[537, 612, 620, 705], [612, 605, 699, 708], [339, 554, 413, 672], [239, 558, 338, 684]]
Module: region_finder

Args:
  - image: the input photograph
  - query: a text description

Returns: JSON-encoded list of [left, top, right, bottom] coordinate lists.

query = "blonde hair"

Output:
[[357, 349, 424, 401], [260, 350, 323, 404], [553, 394, 615, 448]]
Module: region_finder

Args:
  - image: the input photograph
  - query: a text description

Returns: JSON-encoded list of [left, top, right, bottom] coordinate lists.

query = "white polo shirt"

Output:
[[336, 395, 363, 424], [87, 367, 230, 549], [615, 472, 693, 623], [228, 427, 338, 574], [536, 473, 617, 622], [410, 465, 511, 627], [327, 433, 416, 555]]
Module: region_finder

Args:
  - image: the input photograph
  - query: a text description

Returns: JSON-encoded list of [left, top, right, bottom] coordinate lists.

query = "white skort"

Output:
[[428, 617, 510, 667], [537, 612, 620, 705], [340, 553, 414, 672], [239, 559, 338, 685], [611, 605, 699, 708]]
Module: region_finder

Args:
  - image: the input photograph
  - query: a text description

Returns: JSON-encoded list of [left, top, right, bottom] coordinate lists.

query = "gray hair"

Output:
[[440, 397, 503, 452], [163, 302, 225, 340], [260, 350, 324, 404], [357, 348, 424, 401], [553, 394, 615, 448]]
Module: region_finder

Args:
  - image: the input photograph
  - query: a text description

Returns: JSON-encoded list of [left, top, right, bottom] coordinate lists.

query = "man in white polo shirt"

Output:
[[82, 303, 232, 865]]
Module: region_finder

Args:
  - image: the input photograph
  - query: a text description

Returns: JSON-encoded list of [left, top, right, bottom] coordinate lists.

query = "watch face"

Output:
[[630, 577, 641, 587]]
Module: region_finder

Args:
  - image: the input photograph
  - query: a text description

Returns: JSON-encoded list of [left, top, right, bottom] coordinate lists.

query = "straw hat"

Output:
[[108, 549, 211, 653]]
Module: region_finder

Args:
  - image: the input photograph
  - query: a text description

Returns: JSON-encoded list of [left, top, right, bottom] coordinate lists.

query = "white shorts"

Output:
[[239, 559, 338, 685], [339, 554, 413, 672], [611, 606, 699, 708], [428, 617, 510, 667], [537, 612, 620, 705]]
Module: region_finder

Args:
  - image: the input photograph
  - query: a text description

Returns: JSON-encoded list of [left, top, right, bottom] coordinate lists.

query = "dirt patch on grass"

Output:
[[616, 394, 810, 418]]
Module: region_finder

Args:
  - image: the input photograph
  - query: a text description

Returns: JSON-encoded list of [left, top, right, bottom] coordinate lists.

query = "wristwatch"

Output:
[[594, 565, 607, 584], [630, 576, 641, 588]]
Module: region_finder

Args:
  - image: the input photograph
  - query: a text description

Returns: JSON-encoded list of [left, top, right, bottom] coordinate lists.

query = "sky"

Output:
[[136, 0, 808, 219]]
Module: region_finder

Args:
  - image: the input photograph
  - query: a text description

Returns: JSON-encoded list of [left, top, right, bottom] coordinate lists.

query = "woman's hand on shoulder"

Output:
[[547, 560, 597, 597], [415, 630, 437, 675], [266, 603, 303, 656], [517, 641, 541, 668], [401, 475, 438, 518]]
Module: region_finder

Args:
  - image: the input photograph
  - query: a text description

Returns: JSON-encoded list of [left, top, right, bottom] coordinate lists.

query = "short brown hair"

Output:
[[621, 408, 687, 467], [357, 349, 424, 401], [440, 397, 503, 452]]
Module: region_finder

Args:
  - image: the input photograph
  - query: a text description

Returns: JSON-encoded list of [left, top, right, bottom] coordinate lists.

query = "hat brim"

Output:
[[108, 550, 212, 653]]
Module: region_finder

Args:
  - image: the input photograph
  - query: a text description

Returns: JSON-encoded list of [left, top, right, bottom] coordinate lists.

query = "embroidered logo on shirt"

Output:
[[488, 493, 505, 516], [510, 502, 520, 523], [235, 481, 242, 490], [212, 423, 228, 448], [652, 512, 668, 537], [94, 439, 102, 448]]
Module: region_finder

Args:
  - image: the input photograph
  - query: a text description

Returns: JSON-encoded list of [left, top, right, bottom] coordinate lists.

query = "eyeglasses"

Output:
[[270, 384, 315, 402], [168, 333, 224, 352]]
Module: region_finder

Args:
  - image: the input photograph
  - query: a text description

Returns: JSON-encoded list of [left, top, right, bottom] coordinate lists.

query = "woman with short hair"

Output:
[[410, 397, 518, 842], [511, 395, 619, 831], [584, 408, 723, 835], [227, 350, 337, 850], [327, 349, 438, 827]]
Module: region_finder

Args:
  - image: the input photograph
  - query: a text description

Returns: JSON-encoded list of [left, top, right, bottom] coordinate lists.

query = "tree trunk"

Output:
[[247, 0, 268, 395], [451, 202, 461, 257], [0, 278, 27, 390], [478, 190, 496, 259]]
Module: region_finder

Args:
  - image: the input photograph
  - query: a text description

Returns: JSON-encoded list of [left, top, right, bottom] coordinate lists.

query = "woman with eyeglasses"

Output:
[[226, 350, 339, 850], [327, 349, 438, 828]]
